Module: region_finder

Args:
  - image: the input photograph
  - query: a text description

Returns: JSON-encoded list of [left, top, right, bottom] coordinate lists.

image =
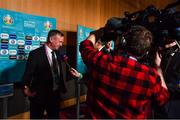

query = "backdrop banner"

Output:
[[0, 8, 56, 83], [77, 25, 94, 74]]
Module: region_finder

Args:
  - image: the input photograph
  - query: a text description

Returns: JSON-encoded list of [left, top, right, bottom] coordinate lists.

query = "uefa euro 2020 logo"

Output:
[[3, 14, 14, 25], [44, 21, 52, 30]]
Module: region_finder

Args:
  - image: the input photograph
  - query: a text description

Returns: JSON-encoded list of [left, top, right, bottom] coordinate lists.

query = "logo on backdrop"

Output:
[[44, 21, 52, 30], [3, 14, 14, 25]]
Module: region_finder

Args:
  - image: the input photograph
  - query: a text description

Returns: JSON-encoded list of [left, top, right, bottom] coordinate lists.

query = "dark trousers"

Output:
[[29, 90, 60, 119]]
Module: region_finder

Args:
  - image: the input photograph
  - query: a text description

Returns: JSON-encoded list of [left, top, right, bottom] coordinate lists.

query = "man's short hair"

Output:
[[125, 25, 153, 57], [47, 29, 64, 43]]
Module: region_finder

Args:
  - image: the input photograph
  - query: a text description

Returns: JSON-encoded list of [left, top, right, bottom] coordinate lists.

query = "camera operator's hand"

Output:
[[155, 51, 168, 89], [90, 27, 104, 42], [87, 34, 96, 45], [165, 41, 176, 48], [155, 51, 162, 68]]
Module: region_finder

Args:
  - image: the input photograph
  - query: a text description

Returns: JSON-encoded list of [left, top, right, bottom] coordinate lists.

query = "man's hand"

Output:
[[90, 27, 104, 42], [154, 51, 168, 89], [69, 68, 82, 79], [165, 41, 176, 48], [24, 86, 36, 97], [87, 34, 96, 45], [155, 51, 162, 68]]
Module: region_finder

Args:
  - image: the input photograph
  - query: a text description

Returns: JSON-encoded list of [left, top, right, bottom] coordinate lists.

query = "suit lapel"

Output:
[[41, 46, 51, 70]]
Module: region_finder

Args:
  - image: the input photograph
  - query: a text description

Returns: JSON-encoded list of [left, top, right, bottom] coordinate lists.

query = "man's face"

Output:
[[50, 34, 64, 50], [105, 41, 112, 49]]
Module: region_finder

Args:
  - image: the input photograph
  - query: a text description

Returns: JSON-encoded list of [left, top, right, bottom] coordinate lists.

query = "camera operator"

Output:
[[159, 39, 180, 118], [79, 25, 169, 119]]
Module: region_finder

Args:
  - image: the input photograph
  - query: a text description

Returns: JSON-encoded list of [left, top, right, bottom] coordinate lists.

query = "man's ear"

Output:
[[49, 37, 53, 43]]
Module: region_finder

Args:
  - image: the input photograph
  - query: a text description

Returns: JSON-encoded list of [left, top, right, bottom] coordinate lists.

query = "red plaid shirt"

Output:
[[80, 40, 169, 119]]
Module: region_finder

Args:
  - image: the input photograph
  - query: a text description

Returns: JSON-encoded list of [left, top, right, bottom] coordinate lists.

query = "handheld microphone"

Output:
[[61, 54, 71, 70]]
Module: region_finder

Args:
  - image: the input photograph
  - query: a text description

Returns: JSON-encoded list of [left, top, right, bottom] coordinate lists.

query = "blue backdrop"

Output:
[[0, 9, 56, 84], [76, 25, 94, 74]]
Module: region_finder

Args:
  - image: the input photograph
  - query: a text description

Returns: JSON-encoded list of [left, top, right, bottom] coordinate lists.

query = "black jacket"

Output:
[[23, 46, 67, 99]]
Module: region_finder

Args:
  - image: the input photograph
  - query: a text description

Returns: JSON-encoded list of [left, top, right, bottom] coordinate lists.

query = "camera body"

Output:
[[91, 1, 179, 67], [94, 1, 179, 48]]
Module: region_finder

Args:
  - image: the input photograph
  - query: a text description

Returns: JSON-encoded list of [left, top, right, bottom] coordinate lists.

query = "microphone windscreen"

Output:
[[61, 54, 68, 62]]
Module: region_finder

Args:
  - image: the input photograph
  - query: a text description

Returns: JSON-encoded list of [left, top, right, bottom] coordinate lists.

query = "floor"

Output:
[[61, 103, 87, 119], [8, 103, 87, 119]]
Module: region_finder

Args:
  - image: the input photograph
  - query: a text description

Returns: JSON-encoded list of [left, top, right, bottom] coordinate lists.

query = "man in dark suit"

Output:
[[23, 29, 79, 119], [101, 41, 113, 55]]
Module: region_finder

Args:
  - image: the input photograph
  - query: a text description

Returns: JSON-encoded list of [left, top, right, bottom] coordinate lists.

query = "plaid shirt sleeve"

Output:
[[80, 40, 99, 64], [151, 74, 170, 106], [79, 40, 111, 66]]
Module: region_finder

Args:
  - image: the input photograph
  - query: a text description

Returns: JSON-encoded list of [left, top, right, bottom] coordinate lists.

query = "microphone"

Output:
[[61, 54, 71, 70]]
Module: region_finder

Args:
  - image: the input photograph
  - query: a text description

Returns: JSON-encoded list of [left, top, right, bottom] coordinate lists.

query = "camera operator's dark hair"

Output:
[[47, 29, 64, 43], [125, 25, 153, 57]]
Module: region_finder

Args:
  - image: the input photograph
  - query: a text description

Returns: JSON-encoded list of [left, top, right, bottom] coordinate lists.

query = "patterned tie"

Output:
[[52, 51, 58, 74], [51, 51, 59, 90]]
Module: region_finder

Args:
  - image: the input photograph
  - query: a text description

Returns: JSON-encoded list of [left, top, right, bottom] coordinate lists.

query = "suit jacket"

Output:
[[101, 47, 113, 55], [23, 45, 67, 100]]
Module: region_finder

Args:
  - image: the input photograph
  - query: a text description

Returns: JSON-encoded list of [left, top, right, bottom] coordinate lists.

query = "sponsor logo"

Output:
[[33, 36, 40, 41], [25, 36, 32, 40], [44, 21, 52, 30], [18, 50, 25, 55], [1, 39, 8, 43], [79, 29, 83, 37], [25, 55, 29, 60], [9, 55, 17, 59], [25, 55, 28, 60], [39, 37, 46, 42], [85, 32, 90, 37], [18, 45, 25, 49], [0, 56, 8, 59], [0, 49, 8, 55], [3, 14, 14, 25], [0, 33, 9, 39], [24, 21, 35, 28], [25, 40, 32, 45], [9, 39, 17, 45], [25, 45, 32, 50], [9, 34, 17, 39], [17, 32, 25, 39], [9, 50, 17, 55], [17, 55, 25, 60], [1, 44, 8, 49], [9, 46, 17, 49], [17, 40, 25, 45]]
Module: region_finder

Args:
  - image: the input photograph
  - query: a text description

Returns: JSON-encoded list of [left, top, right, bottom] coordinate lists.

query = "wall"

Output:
[[0, 0, 175, 32], [0, 0, 176, 44]]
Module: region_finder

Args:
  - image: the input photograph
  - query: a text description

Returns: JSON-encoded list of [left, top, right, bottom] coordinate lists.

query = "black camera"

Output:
[[128, 2, 180, 46], [90, 17, 129, 43], [93, 1, 180, 47], [91, 1, 180, 68]]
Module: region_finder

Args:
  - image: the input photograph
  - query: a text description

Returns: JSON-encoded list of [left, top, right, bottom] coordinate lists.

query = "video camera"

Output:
[[93, 1, 180, 48]]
